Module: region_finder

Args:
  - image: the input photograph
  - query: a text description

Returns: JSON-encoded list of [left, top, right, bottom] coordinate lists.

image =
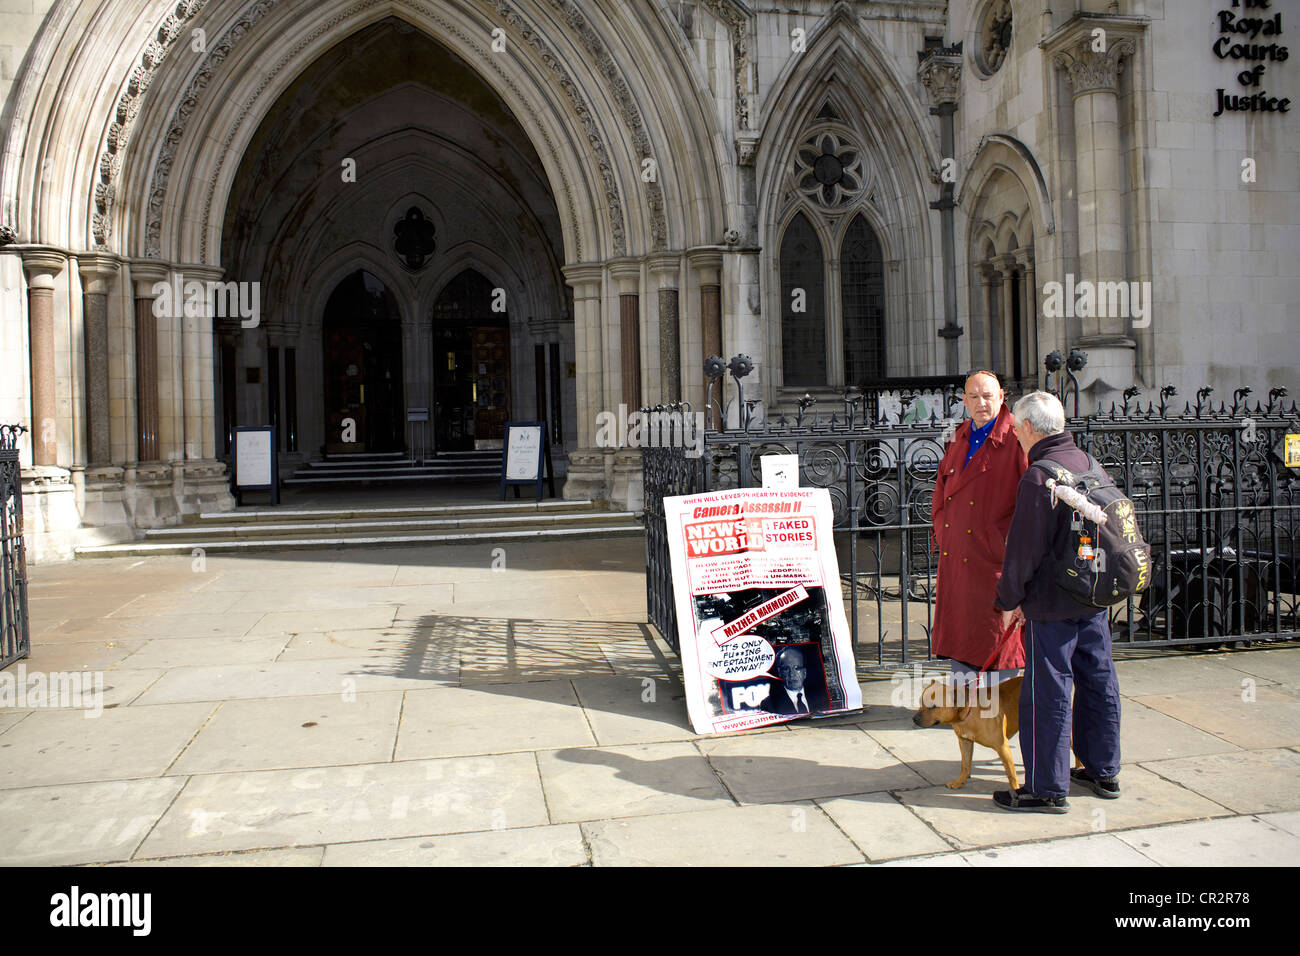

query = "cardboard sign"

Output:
[[1286, 434, 1300, 469], [663, 487, 862, 734]]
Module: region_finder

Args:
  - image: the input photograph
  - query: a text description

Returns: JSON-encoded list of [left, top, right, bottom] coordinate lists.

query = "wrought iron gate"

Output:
[[643, 364, 1300, 669], [1, 424, 30, 670]]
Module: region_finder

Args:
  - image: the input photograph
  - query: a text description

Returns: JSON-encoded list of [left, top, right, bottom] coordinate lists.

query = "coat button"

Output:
[[969, 500, 975, 505], [943, 552, 948, 557], [944, 523, 949, 528], [963, 558, 968, 563], [966, 529, 972, 534], [946, 496, 952, 501]]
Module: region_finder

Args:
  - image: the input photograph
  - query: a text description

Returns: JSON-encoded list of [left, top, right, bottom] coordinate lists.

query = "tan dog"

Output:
[[912, 676, 1082, 790], [913, 676, 1024, 790]]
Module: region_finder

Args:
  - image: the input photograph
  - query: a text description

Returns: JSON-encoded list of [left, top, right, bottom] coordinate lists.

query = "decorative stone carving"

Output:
[[736, 133, 758, 166], [698, 0, 755, 130], [793, 128, 866, 208], [976, 0, 1013, 76], [918, 46, 962, 106], [1053, 36, 1136, 96], [94, 0, 212, 246]]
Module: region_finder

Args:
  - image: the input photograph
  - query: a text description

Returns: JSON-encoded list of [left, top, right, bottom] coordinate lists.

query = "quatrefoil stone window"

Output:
[[794, 130, 864, 208]]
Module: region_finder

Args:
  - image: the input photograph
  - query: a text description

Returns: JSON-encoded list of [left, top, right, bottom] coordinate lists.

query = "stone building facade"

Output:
[[1, 0, 1297, 559]]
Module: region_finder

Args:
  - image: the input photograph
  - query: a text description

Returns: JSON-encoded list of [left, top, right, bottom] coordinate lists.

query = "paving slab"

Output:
[[107, 590, 248, 617], [21, 639, 146, 672], [113, 847, 326, 867], [570, 676, 695, 745], [536, 742, 734, 823], [1132, 686, 1300, 750], [395, 681, 596, 759], [247, 606, 399, 636], [121, 635, 291, 669], [866, 723, 1025, 790], [816, 792, 955, 861], [1112, 653, 1279, 697], [40, 612, 265, 640], [132, 656, 456, 705], [1257, 810, 1300, 838], [0, 702, 216, 789], [597, 641, 676, 677], [961, 832, 1158, 866], [1213, 646, 1300, 685], [321, 823, 588, 866], [583, 802, 864, 866], [1113, 815, 1300, 866], [137, 753, 548, 857], [698, 724, 928, 803], [169, 692, 405, 774], [867, 852, 971, 867], [0, 777, 188, 865], [0, 711, 31, 734], [1117, 697, 1247, 762], [1139, 748, 1300, 814], [896, 764, 1231, 851], [275, 628, 432, 661]]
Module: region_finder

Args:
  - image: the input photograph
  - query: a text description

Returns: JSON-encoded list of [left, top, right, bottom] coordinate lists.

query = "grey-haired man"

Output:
[[992, 391, 1122, 813]]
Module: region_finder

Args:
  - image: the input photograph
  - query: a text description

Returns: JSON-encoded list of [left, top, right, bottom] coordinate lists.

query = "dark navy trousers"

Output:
[[1020, 611, 1121, 799]]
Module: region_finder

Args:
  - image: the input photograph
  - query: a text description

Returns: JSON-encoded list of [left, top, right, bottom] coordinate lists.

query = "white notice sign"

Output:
[[761, 454, 800, 489], [235, 430, 273, 487], [504, 424, 543, 480]]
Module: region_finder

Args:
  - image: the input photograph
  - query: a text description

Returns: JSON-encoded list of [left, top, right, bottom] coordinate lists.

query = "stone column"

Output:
[[1054, 34, 1134, 336], [688, 249, 723, 366], [608, 259, 642, 410], [977, 261, 999, 371], [78, 255, 120, 466], [919, 46, 965, 374], [21, 249, 66, 465], [131, 263, 168, 462], [181, 266, 223, 461], [993, 255, 1018, 375], [1015, 247, 1037, 383], [1044, 17, 1142, 405], [648, 254, 681, 403], [560, 263, 607, 500]]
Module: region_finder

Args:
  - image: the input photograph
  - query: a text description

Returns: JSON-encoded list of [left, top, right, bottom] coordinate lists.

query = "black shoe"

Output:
[[1071, 767, 1121, 799], [993, 788, 1070, 813]]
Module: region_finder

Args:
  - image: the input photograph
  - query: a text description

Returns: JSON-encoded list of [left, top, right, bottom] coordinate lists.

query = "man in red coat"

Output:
[[930, 370, 1028, 683]]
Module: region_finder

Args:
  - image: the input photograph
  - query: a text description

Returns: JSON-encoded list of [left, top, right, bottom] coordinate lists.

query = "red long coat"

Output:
[[930, 405, 1028, 669]]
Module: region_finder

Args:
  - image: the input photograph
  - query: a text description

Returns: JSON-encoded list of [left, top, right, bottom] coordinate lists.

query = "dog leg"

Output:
[[947, 735, 974, 789], [995, 741, 1019, 791]]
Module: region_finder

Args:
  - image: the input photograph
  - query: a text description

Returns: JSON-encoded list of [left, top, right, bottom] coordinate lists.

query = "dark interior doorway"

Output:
[[322, 270, 404, 454], [430, 269, 510, 450]]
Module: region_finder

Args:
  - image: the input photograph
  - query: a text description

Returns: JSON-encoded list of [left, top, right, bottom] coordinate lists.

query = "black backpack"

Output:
[[1030, 456, 1153, 608]]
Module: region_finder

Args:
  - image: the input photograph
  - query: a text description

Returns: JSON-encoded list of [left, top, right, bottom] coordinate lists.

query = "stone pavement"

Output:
[[3, 537, 1298, 867]]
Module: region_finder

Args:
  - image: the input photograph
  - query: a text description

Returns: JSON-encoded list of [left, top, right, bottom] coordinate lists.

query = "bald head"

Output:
[[963, 370, 1004, 427]]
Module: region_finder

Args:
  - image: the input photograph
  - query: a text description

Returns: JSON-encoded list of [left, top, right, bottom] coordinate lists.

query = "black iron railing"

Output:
[[644, 361, 1300, 668], [1, 424, 30, 670]]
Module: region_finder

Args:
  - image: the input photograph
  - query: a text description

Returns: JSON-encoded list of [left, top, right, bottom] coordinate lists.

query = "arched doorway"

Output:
[[322, 270, 404, 454], [430, 269, 510, 451]]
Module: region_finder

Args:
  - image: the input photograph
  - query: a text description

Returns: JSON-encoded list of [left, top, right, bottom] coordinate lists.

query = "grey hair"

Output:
[[1012, 391, 1066, 436]]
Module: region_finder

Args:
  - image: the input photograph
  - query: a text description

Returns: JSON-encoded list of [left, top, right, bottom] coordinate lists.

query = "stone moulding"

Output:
[[93, 0, 209, 247], [135, 0, 672, 265], [698, 0, 755, 131]]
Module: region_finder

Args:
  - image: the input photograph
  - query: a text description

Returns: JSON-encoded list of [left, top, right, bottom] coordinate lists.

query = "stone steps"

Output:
[[74, 499, 643, 557]]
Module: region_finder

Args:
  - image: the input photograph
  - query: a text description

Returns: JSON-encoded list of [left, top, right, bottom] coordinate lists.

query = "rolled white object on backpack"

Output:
[[1044, 477, 1109, 525]]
